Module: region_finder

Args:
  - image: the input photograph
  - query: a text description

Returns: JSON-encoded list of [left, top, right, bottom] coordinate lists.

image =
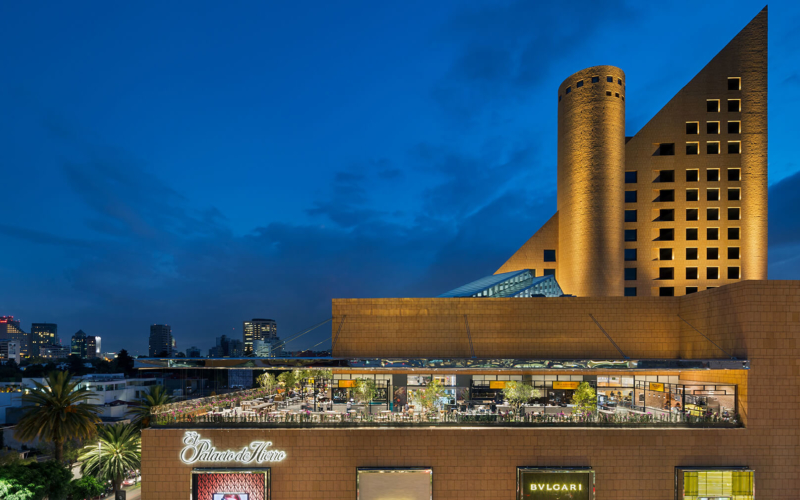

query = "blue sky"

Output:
[[1, 1, 798, 355]]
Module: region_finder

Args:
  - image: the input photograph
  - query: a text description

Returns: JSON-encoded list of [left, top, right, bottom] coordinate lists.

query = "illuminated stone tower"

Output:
[[556, 66, 626, 297]]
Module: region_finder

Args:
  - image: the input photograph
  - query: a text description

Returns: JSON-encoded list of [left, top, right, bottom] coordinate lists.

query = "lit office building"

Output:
[[71, 330, 87, 358], [30, 323, 57, 357], [243, 318, 278, 355], [148, 324, 173, 357], [0, 316, 29, 358]]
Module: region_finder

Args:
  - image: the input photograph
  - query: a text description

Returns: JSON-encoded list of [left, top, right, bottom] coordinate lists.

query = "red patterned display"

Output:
[[194, 472, 267, 500]]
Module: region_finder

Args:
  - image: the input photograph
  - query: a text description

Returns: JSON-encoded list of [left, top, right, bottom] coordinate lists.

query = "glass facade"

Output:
[[438, 270, 564, 298], [676, 468, 754, 500]]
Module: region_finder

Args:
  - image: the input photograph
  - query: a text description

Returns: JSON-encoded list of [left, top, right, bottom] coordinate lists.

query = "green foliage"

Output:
[[256, 372, 277, 392], [353, 378, 377, 404], [412, 379, 448, 414], [571, 382, 597, 416], [277, 370, 299, 390], [69, 476, 105, 500], [127, 384, 174, 428], [42, 438, 86, 467], [503, 382, 541, 412], [14, 371, 100, 462], [113, 349, 136, 377], [0, 460, 71, 500], [78, 423, 141, 492]]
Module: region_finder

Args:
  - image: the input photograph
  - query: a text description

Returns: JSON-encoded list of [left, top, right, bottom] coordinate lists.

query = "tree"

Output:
[[354, 378, 377, 405], [503, 382, 541, 414], [0, 460, 72, 500], [127, 384, 174, 428], [14, 371, 100, 462], [69, 476, 105, 500], [413, 378, 447, 415], [571, 382, 598, 417], [277, 370, 299, 391], [256, 372, 277, 393], [67, 355, 86, 375], [114, 350, 136, 377], [78, 423, 141, 493], [42, 438, 86, 469]]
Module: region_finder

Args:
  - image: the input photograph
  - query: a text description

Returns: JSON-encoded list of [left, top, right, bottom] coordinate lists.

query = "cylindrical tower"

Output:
[[556, 66, 625, 296]]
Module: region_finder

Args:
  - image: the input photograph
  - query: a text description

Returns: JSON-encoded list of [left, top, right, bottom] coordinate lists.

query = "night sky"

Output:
[[2, 2, 799, 356]]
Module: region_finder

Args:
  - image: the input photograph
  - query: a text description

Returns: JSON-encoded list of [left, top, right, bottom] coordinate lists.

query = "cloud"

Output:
[[0, 223, 92, 247]]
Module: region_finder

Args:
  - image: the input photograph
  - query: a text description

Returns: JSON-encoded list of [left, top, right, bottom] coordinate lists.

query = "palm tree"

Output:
[[78, 422, 141, 493], [127, 384, 174, 428], [14, 371, 100, 462]]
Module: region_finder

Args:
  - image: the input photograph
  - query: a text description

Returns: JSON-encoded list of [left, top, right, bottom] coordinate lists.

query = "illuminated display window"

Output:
[[517, 468, 594, 500], [676, 467, 753, 500], [192, 469, 270, 500], [357, 468, 432, 500]]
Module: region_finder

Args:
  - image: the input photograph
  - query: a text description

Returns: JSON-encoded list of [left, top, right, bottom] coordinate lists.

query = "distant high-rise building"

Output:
[[30, 323, 57, 357], [185, 346, 202, 358], [1, 316, 29, 358], [40, 344, 70, 359], [149, 324, 173, 357], [71, 330, 88, 358], [210, 335, 244, 357], [253, 338, 283, 357], [0, 340, 21, 364], [243, 318, 277, 355], [85, 335, 101, 358]]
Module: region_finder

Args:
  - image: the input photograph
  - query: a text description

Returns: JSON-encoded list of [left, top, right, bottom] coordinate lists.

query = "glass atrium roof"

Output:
[[438, 269, 564, 298]]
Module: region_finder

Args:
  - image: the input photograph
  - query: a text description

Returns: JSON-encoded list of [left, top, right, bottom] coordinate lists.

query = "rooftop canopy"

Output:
[[438, 269, 564, 298]]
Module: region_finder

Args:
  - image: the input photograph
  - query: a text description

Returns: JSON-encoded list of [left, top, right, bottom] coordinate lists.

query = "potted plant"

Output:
[[502, 381, 541, 418]]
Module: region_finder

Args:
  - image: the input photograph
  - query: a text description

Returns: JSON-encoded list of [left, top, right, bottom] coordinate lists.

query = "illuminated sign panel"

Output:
[[338, 380, 356, 388], [517, 468, 594, 500], [649, 382, 665, 392], [180, 432, 286, 465], [552, 381, 579, 390], [675, 467, 753, 500], [489, 381, 507, 389]]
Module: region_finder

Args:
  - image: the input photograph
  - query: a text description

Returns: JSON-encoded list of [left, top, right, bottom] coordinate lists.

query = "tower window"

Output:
[[659, 287, 675, 297], [624, 287, 637, 297], [659, 248, 673, 261], [707, 208, 719, 221], [659, 209, 675, 221], [686, 267, 698, 280], [707, 121, 720, 134], [607, 76, 614, 82], [728, 121, 741, 134], [728, 188, 741, 200], [625, 171, 638, 183], [686, 228, 698, 241], [686, 287, 698, 294], [625, 210, 638, 222], [707, 227, 719, 240], [728, 267, 740, 279], [707, 168, 720, 182], [686, 122, 699, 134], [625, 248, 637, 261], [592, 76, 600, 83], [707, 99, 720, 112], [625, 229, 637, 242], [657, 144, 675, 156], [576, 80, 584, 88], [728, 247, 740, 259], [707, 247, 719, 260], [658, 189, 675, 202], [566, 86, 571, 94], [728, 227, 740, 240], [686, 142, 699, 155], [543, 250, 556, 262], [544, 269, 555, 276], [728, 168, 741, 181], [686, 248, 698, 260], [625, 190, 637, 203], [707, 188, 720, 201], [657, 170, 675, 182], [728, 99, 741, 112], [659, 268, 674, 280], [728, 207, 740, 220], [624, 268, 637, 280], [606, 91, 612, 96], [686, 208, 698, 221], [707, 142, 720, 154], [686, 189, 699, 202], [728, 77, 741, 90], [707, 267, 719, 280], [659, 228, 675, 241], [686, 169, 699, 182], [618, 78, 622, 85], [728, 141, 741, 154]]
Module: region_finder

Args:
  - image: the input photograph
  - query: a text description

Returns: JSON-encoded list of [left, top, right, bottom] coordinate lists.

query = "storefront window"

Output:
[[676, 468, 753, 500], [357, 468, 432, 500], [191, 469, 270, 500]]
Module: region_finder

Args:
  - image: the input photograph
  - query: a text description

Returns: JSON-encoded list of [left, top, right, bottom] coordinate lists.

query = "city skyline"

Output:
[[2, 2, 800, 355]]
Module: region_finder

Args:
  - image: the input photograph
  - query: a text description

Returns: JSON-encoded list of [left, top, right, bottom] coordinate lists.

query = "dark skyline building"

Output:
[[148, 324, 173, 357], [243, 318, 277, 355], [70, 329, 87, 358], [0, 316, 28, 358], [30, 322, 57, 357]]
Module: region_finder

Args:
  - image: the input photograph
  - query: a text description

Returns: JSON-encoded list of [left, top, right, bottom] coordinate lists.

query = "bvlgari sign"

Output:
[[180, 431, 287, 465], [517, 468, 594, 500]]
